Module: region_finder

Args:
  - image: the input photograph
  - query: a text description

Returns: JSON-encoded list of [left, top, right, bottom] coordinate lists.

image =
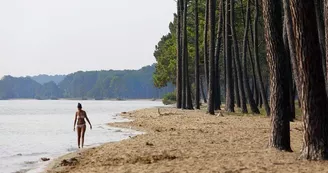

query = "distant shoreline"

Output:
[[1, 98, 162, 101]]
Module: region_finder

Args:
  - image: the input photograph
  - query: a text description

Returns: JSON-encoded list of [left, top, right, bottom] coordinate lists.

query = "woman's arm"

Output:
[[73, 112, 77, 131], [85, 112, 92, 129]]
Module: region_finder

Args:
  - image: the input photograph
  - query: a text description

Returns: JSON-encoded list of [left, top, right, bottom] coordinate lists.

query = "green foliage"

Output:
[[162, 92, 177, 105], [0, 65, 174, 100], [153, 0, 269, 91], [59, 65, 174, 99], [31, 74, 65, 85]]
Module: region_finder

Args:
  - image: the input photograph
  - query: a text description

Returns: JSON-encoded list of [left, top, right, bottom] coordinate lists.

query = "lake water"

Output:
[[0, 100, 163, 173]]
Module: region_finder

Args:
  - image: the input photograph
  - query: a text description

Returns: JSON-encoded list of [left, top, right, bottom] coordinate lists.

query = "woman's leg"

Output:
[[77, 127, 82, 148], [81, 125, 86, 148]]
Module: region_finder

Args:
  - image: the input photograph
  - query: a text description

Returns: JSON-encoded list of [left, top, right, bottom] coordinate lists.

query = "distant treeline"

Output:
[[0, 65, 174, 100]]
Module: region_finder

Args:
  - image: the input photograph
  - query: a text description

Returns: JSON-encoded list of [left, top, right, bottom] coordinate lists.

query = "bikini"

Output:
[[76, 111, 86, 128]]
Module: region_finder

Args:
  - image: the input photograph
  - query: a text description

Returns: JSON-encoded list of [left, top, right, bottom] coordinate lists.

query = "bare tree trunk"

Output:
[[231, 0, 247, 112], [181, 0, 186, 109], [283, 18, 296, 121], [201, 76, 207, 103], [254, 0, 270, 116], [176, 0, 182, 109], [324, 0, 328, 92], [282, 0, 301, 98], [263, 0, 291, 151], [214, 0, 224, 110], [242, 0, 260, 114], [195, 0, 200, 109], [314, 0, 326, 80], [259, 94, 263, 108], [248, 39, 258, 106], [204, 0, 209, 86], [290, 0, 328, 160], [225, 0, 234, 112], [207, 0, 216, 115], [223, 0, 227, 100], [233, 54, 241, 108], [183, 0, 193, 110], [247, 8, 258, 106]]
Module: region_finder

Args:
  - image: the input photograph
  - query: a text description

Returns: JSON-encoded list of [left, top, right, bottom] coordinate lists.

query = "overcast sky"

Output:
[[0, 0, 176, 77]]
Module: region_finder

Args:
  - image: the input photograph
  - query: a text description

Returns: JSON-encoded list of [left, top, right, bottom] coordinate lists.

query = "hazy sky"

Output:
[[0, 0, 176, 77]]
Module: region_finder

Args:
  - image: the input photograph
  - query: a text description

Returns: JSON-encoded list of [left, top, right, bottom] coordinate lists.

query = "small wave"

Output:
[[24, 152, 48, 157], [66, 147, 78, 152], [13, 168, 31, 173], [12, 152, 47, 157], [24, 161, 37, 165]]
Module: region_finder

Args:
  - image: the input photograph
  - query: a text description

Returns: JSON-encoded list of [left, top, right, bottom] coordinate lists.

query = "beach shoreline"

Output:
[[45, 107, 328, 173]]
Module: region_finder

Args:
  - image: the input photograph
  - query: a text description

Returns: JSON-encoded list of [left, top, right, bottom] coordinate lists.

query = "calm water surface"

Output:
[[0, 100, 163, 173]]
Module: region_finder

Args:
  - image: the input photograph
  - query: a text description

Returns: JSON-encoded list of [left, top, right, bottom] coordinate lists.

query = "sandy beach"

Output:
[[45, 107, 328, 173]]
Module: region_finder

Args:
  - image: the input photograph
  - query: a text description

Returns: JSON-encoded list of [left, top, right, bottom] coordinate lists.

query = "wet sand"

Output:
[[46, 107, 328, 173]]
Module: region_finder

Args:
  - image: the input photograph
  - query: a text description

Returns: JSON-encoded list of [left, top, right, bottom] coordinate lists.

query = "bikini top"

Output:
[[77, 111, 86, 119]]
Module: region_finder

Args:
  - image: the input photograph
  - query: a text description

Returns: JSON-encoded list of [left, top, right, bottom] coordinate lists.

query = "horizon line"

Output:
[[0, 63, 156, 78]]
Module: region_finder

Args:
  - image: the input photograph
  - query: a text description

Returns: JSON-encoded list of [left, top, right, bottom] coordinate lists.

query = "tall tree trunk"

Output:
[[263, 0, 291, 151], [231, 0, 247, 113], [233, 54, 241, 108], [195, 0, 200, 109], [283, 18, 296, 121], [225, 0, 234, 112], [282, 0, 301, 97], [183, 0, 193, 110], [248, 7, 258, 105], [181, 0, 186, 109], [254, 0, 270, 116], [176, 0, 182, 109], [247, 38, 258, 106], [207, 0, 216, 115], [324, 0, 328, 92], [214, 0, 224, 110], [223, 0, 227, 100], [290, 0, 328, 160], [204, 0, 210, 86], [201, 76, 207, 103], [259, 94, 263, 108], [242, 0, 260, 114], [314, 0, 326, 80]]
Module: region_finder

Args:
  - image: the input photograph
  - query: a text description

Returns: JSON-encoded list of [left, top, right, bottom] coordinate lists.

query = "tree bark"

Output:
[[233, 54, 241, 108], [242, 0, 260, 114], [176, 0, 182, 109], [282, 0, 301, 98], [214, 0, 224, 110], [183, 0, 193, 110], [254, 0, 270, 116], [195, 0, 200, 109], [231, 0, 247, 113], [201, 76, 207, 103], [290, 0, 328, 160], [204, 0, 210, 86], [314, 0, 326, 80], [207, 0, 216, 115], [263, 0, 292, 151], [283, 18, 296, 121], [225, 0, 234, 112], [324, 0, 328, 92], [248, 39, 258, 106], [247, 8, 258, 106], [181, 0, 186, 109]]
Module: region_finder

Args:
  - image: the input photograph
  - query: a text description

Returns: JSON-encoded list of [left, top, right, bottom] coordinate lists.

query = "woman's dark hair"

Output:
[[77, 103, 82, 109]]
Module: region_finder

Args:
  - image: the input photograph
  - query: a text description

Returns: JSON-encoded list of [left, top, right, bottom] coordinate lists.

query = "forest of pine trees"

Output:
[[154, 0, 328, 160]]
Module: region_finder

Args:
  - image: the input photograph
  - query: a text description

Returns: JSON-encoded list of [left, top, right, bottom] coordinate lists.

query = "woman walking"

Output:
[[73, 103, 92, 148]]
